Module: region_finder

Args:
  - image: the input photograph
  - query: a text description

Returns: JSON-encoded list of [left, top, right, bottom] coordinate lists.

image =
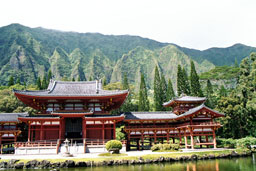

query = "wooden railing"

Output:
[[15, 138, 126, 154], [15, 140, 58, 148]]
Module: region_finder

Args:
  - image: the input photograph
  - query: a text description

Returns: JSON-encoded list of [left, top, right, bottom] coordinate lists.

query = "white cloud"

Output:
[[0, 0, 255, 50]]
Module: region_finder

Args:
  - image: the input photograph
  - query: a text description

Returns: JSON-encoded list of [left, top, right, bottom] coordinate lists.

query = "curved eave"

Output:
[[84, 115, 124, 122], [13, 90, 129, 99], [176, 106, 225, 120], [18, 117, 60, 122], [124, 118, 176, 122], [51, 112, 93, 117], [163, 99, 206, 107]]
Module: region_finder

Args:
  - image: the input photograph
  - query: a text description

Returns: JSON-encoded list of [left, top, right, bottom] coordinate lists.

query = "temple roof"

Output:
[[124, 104, 224, 121], [124, 111, 177, 120], [0, 112, 28, 122], [163, 96, 206, 107], [177, 104, 225, 119], [13, 80, 128, 97]]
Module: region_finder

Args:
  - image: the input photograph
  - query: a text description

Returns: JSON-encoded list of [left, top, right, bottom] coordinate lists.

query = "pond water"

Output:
[[27, 153, 256, 171]]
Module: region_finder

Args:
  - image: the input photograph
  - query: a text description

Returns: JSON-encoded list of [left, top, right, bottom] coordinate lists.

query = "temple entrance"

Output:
[[65, 118, 83, 139]]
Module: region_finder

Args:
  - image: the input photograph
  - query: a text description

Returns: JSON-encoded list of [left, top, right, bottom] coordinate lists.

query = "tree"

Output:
[[182, 67, 190, 95], [103, 77, 107, 86], [154, 66, 162, 111], [72, 77, 75, 81], [166, 79, 175, 101], [190, 60, 203, 97], [177, 65, 183, 96], [160, 74, 167, 110], [16, 77, 21, 85], [42, 75, 48, 89], [8, 76, 14, 86], [47, 70, 52, 84], [36, 77, 42, 90], [138, 73, 149, 111]]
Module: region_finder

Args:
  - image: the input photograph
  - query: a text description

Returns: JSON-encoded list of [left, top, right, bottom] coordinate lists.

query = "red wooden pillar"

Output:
[[58, 119, 62, 140], [40, 121, 43, 140], [190, 128, 194, 149], [28, 122, 31, 142], [213, 128, 217, 149], [113, 121, 116, 139], [82, 119, 87, 139], [102, 121, 105, 142], [62, 118, 66, 139], [154, 131, 157, 143], [184, 135, 188, 149]]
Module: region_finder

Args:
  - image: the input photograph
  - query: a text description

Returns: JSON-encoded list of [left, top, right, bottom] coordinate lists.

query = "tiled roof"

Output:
[[177, 104, 225, 118], [0, 113, 28, 122], [124, 111, 178, 120], [124, 105, 224, 120], [163, 96, 206, 106], [13, 80, 128, 97]]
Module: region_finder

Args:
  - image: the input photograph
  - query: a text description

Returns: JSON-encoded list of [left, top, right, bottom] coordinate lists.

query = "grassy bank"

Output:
[[0, 149, 250, 164]]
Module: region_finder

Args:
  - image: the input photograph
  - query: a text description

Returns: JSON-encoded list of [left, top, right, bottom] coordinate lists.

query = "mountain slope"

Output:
[[178, 44, 256, 66], [0, 23, 255, 87]]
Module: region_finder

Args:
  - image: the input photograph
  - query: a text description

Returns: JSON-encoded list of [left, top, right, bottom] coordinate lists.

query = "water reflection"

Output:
[[55, 153, 255, 171], [186, 161, 219, 171]]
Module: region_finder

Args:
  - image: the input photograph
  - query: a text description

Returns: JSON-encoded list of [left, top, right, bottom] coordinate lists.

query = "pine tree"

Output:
[[37, 77, 42, 90], [47, 70, 52, 84], [177, 65, 183, 96], [190, 60, 203, 97], [72, 77, 75, 81], [160, 74, 167, 110], [89, 76, 93, 81], [77, 76, 81, 81], [167, 79, 175, 101], [103, 77, 107, 86], [154, 66, 162, 111], [122, 73, 129, 90], [16, 77, 21, 85], [42, 75, 47, 89], [182, 67, 191, 95], [138, 73, 149, 111], [8, 76, 14, 86]]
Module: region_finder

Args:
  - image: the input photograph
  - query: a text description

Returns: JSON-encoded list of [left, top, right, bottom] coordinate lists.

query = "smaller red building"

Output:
[[123, 96, 224, 150], [0, 113, 28, 153]]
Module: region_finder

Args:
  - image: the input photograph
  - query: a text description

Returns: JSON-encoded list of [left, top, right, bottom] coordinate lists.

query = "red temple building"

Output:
[[0, 80, 225, 154], [13, 80, 128, 144], [123, 96, 224, 150]]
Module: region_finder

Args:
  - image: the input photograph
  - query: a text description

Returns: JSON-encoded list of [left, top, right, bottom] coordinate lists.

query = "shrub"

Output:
[[105, 140, 122, 152], [170, 144, 180, 150], [151, 144, 161, 151], [223, 138, 236, 148], [151, 143, 180, 151], [236, 137, 256, 149]]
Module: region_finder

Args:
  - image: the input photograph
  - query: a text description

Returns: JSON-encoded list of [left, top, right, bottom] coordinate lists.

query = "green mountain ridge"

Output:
[[0, 23, 255, 88]]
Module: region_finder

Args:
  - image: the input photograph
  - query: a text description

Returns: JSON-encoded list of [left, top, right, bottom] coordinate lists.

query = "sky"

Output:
[[0, 0, 255, 50]]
